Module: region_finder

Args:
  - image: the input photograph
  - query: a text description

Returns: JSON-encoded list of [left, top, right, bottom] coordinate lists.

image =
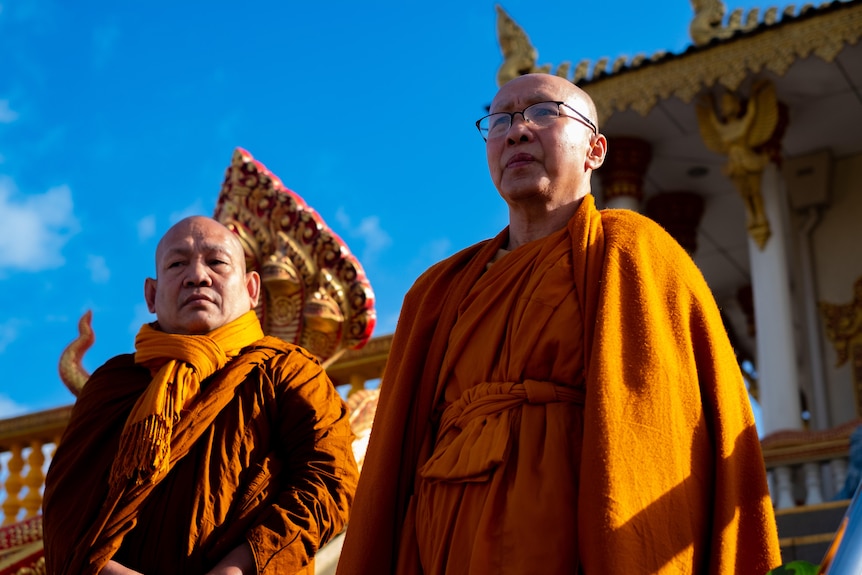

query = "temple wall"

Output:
[[812, 152, 862, 425]]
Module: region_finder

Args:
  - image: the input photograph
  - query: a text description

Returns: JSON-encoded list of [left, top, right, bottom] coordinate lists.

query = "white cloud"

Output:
[[0, 394, 27, 418], [86, 254, 110, 283], [0, 177, 79, 271], [334, 208, 392, 263], [137, 214, 156, 242], [0, 319, 20, 353], [356, 216, 391, 258], [0, 100, 17, 123]]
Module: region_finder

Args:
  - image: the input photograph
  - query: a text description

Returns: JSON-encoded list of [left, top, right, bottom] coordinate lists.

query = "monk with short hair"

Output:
[[336, 74, 781, 574], [44, 216, 358, 575]]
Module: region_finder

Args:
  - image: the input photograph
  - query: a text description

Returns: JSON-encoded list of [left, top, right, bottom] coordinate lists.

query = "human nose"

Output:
[[505, 112, 533, 144], [184, 260, 213, 287]]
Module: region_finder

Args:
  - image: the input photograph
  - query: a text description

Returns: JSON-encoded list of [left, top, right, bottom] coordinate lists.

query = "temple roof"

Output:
[[496, 0, 862, 119]]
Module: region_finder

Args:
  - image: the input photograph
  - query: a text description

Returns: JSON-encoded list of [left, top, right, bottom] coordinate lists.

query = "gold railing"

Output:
[[0, 406, 70, 525], [1, 332, 859, 524]]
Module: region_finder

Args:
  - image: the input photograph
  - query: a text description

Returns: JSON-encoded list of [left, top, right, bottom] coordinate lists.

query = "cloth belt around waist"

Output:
[[419, 380, 585, 483]]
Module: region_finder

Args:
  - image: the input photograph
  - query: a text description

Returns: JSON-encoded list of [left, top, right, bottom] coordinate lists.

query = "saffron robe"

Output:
[[336, 195, 781, 574], [43, 337, 358, 575]]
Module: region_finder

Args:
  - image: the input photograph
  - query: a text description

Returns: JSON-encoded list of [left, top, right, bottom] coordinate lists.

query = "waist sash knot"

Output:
[[419, 380, 584, 483]]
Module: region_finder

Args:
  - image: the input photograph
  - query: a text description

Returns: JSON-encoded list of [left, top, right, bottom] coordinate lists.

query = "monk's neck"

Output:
[[506, 197, 584, 250]]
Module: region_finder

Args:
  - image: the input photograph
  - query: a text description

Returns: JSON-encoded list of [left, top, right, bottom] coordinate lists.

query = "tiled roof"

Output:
[[496, 1, 862, 117]]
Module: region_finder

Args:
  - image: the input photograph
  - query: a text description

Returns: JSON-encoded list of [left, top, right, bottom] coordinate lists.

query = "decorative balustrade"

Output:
[[761, 420, 861, 510], [0, 407, 70, 527]]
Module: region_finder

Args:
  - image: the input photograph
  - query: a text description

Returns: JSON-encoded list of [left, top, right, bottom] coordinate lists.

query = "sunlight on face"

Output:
[[144, 217, 260, 335]]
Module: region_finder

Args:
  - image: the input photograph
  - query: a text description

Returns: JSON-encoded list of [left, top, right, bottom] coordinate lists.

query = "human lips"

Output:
[[183, 292, 216, 307], [505, 153, 535, 168]]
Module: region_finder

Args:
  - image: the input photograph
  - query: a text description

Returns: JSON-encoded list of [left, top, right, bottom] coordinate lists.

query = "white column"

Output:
[[750, 164, 803, 434]]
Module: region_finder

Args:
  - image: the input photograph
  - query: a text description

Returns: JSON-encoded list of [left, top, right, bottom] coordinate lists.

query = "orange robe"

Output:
[[337, 195, 781, 574], [43, 337, 358, 575]]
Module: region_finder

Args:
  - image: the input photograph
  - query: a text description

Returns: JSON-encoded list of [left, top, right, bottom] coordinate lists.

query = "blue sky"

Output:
[[0, 0, 768, 416]]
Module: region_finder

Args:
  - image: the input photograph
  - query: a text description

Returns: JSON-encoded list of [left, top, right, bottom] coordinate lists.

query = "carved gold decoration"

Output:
[[495, 6, 662, 89], [696, 79, 781, 249], [0, 516, 44, 575], [214, 148, 376, 362], [346, 388, 380, 473], [821, 277, 862, 366], [820, 276, 862, 417], [56, 311, 93, 397], [495, 5, 547, 86], [690, 0, 763, 47], [495, 3, 862, 120]]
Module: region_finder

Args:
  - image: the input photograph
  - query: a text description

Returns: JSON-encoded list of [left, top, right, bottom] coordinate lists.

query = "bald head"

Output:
[[491, 73, 599, 133], [155, 216, 247, 276], [145, 216, 260, 334]]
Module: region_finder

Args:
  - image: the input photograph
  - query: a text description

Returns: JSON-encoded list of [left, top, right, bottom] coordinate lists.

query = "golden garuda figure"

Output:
[[695, 80, 781, 249]]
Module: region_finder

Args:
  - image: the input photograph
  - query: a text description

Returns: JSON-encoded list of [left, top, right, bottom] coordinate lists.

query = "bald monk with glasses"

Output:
[[336, 74, 781, 575]]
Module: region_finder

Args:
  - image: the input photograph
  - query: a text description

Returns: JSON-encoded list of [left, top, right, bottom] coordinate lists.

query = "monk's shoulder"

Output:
[[597, 207, 711, 293], [599, 207, 671, 243], [599, 207, 692, 260], [80, 353, 147, 396], [246, 336, 325, 377]]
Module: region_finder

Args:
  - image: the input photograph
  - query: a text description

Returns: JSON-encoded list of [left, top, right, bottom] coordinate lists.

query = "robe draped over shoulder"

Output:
[[336, 195, 781, 575], [43, 336, 358, 575]]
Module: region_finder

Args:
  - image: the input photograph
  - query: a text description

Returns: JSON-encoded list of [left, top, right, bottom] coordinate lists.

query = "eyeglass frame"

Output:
[[475, 100, 598, 141]]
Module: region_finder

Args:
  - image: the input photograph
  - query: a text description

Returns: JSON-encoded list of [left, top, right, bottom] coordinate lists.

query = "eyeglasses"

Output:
[[475, 100, 598, 141]]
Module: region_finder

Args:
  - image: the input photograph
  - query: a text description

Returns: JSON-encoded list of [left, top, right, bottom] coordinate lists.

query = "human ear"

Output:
[[144, 278, 157, 313], [246, 271, 261, 308], [585, 133, 608, 170]]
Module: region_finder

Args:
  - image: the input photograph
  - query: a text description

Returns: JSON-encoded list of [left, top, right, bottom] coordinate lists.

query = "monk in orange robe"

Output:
[[43, 216, 358, 575], [336, 74, 781, 574]]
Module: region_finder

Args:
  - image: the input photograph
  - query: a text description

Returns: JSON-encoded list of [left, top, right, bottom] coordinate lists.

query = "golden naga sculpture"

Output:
[[214, 147, 375, 364], [57, 311, 94, 397], [695, 79, 781, 249], [59, 147, 376, 395], [689, 0, 765, 47], [495, 5, 552, 86]]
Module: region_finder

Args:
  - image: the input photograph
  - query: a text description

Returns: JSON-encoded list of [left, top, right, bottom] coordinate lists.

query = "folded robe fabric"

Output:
[[43, 336, 358, 575], [336, 194, 781, 575]]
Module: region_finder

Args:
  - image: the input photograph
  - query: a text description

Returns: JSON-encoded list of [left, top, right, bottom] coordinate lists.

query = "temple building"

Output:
[[493, 0, 862, 439]]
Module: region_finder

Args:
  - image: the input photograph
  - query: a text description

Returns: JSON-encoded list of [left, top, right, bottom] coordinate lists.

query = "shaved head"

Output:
[[145, 216, 259, 334], [491, 73, 599, 133]]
